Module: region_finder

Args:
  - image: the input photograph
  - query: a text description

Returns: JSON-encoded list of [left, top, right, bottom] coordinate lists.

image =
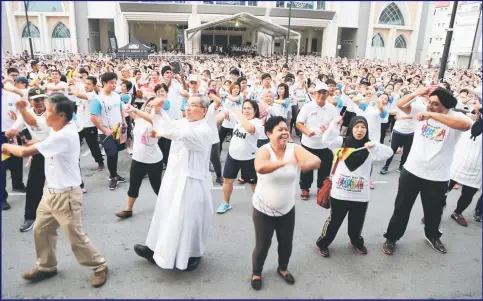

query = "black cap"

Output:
[[28, 87, 48, 99]]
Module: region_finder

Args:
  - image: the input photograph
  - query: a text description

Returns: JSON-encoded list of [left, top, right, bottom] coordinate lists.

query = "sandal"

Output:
[[115, 210, 133, 218], [251, 274, 262, 290], [277, 268, 295, 284]]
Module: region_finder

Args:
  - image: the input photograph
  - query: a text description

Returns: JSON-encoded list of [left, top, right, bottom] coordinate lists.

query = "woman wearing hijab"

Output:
[[315, 116, 393, 257]]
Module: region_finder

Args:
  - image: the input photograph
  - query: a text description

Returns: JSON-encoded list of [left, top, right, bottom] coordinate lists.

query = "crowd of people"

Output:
[[1, 51, 482, 290]]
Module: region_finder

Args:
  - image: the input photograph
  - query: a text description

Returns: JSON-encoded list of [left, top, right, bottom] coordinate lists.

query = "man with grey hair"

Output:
[[131, 94, 217, 271]]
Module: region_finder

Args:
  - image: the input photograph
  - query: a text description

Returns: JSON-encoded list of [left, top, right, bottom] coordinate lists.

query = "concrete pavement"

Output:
[[2, 137, 482, 298]]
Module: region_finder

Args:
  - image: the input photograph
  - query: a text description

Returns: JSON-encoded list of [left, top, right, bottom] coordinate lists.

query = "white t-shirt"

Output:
[[36, 122, 82, 189], [404, 108, 471, 181], [90, 92, 124, 134], [167, 81, 183, 120], [76, 90, 96, 128], [450, 128, 482, 189], [1, 91, 20, 132], [12, 109, 50, 141], [221, 93, 243, 129], [297, 101, 338, 149], [132, 118, 163, 164], [228, 114, 263, 161], [392, 102, 425, 135], [205, 102, 221, 145]]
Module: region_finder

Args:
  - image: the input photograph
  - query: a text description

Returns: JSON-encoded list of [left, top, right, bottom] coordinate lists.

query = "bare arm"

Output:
[[420, 111, 472, 131], [254, 147, 291, 174], [397, 87, 429, 115], [294, 144, 321, 172], [2, 143, 39, 158], [233, 111, 256, 134]]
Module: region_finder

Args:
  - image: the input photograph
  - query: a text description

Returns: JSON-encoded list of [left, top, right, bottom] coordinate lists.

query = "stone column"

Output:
[[307, 28, 313, 53], [321, 21, 337, 58], [39, 14, 50, 53]]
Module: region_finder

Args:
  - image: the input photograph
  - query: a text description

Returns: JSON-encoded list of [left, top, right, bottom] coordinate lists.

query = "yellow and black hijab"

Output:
[[334, 116, 371, 172]]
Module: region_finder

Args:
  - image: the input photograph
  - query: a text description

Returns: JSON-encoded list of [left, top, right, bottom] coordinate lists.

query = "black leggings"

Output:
[[316, 197, 368, 249], [25, 154, 45, 220], [210, 143, 222, 178], [127, 160, 163, 198], [158, 137, 172, 166], [380, 115, 396, 144], [448, 180, 479, 215], [252, 206, 295, 276], [299, 145, 333, 190], [384, 132, 414, 169], [219, 126, 233, 152], [290, 105, 299, 134]]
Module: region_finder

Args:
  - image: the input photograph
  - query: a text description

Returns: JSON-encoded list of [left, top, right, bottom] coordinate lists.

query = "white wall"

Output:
[[334, 1, 360, 28], [87, 1, 115, 19]]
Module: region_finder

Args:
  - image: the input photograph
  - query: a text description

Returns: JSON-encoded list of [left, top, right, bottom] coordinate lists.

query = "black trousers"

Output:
[[384, 132, 414, 169], [158, 137, 172, 166], [290, 105, 300, 134], [252, 206, 295, 276], [79, 126, 103, 164], [384, 168, 448, 241], [475, 195, 482, 214], [99, 134, 119, 178], [127, 160, 163, 198], [25, 154, 45, 220], [316, 197, 368, 248], [448, 180, 479, 215], [299, 145, 333, 190], [380, 115, 397, 144], [1, 132, 24, 202], [210, 143, 222, 178], [218, 126, 233, 152]]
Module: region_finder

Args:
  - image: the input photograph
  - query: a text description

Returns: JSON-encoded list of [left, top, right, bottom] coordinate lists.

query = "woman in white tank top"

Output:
[[250, 116, 321, 291]]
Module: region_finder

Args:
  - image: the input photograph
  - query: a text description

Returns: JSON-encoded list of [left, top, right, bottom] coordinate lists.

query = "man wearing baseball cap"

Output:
[[296, 82, 339, 201], [5, 87, 50, 232]]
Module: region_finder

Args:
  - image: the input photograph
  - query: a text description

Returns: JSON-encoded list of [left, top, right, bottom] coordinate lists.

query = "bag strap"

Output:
[[330, 148, 348, 177]]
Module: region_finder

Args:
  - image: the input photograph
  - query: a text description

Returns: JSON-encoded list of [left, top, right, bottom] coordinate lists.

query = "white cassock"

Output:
[[146, 113, 216, 270]]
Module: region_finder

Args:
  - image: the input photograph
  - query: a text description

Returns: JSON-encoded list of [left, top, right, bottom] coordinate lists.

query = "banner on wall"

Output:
[[108, 31, 118, 52]]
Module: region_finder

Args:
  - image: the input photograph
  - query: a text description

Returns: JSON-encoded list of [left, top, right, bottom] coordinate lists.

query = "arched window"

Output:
[[371, 33, 385, 47], [394, 35, 407, 48], [21, 22, 40, 38], [379, 2, 405, 26], [52, 22, 71, 38], [26, 1, 64, 12]]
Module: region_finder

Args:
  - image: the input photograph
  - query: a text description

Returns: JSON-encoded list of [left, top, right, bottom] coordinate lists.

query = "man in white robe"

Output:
[[133, 94, 216, 271]]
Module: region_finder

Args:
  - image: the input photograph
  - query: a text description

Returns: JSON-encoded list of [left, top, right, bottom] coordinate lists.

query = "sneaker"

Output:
[[397, 167, 402, 173], [316, 245, 330, 257], [217, 202, 232, 214], [12, 185, 27, 193], [2, 200, 11, 211], [450, 212, 468, 227], [19, 219, 35, 232], [22, 268, 58, 282], [380, 166, 389, 175], [349, 242, 368, 254], [301, 189, 309, 201], [215, 177, 224, 185], [108, 175, 126, 183], [91, 267, 108, 288], [97, 163, 105, 171], [425, 236, 447, 254], [370, 180, 375, 190], [473, 211, 482, 222], [109, 178, 118, 190], [382, 239, 395, 255]]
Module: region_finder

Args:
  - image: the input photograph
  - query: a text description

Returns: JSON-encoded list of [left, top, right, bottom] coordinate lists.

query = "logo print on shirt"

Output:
[[335, 174, 364, 193], [233, 128, 247, 139], [421, 121, 447, 141]]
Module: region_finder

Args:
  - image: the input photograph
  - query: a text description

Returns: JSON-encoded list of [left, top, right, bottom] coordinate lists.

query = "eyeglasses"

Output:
[[186, 103, 205, 109]]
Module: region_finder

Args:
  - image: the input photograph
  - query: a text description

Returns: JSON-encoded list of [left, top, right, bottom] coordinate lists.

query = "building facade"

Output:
[[2, 1, 431, 64], [427, 1, 482, 68]]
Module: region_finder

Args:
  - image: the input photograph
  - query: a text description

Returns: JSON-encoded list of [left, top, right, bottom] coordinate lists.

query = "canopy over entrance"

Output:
[[185, 12, 301, 56], [116, 39, 153, 59]]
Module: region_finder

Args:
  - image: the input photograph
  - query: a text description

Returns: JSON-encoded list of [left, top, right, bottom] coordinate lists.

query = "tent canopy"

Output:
[[117, 39, 153, 59], [185, 12, 301, 42]]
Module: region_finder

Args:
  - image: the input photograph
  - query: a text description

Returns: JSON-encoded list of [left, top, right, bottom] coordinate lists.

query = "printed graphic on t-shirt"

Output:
[[421, 121, 447, 141], [141, 127, 157, 146], [233, 128, 246, 139], [335, 174, 365, 193]]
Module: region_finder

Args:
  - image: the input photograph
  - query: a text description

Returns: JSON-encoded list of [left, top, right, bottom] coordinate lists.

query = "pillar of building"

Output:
[[39, 14, 50, 53], [321, 21, 337, 58], [5, 2, 20, 54], [385, 26, 397, 62], [68, 1, 78, 53], [307, 28, 313, 53], [114, 3, 128, 48]]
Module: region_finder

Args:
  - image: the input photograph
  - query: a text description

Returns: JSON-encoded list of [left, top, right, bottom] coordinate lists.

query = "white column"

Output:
[[407, 2, 423, 64], [187, 14, 201, 55], [365, 2, 376, 59], [5, 2, 20, 54], [283, 38, 286, 55], [321, 21, 338, 58], [385, 27, 396, 63], [69, 1, 78, 53], [39, 14, 50, 53], [129, 22, 134, 42], [307, 28, 313, 53], [251, 30, 256, 46], [114, 3, 128, 48]]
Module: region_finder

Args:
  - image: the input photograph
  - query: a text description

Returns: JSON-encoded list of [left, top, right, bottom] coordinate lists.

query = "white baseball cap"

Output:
[[313, 82, 329, 92], [188, 74, 199, 83]]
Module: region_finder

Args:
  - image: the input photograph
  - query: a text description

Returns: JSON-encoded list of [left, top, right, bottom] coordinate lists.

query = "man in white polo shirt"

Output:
[[2, 93, 108, 288], [296, 83, 339, 201]]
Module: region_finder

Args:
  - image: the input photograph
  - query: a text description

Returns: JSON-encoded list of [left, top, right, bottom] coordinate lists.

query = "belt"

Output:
[[47, 186, 76, 194]]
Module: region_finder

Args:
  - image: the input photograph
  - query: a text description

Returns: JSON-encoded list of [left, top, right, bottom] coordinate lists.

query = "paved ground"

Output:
[[2, 136, 482, 299]]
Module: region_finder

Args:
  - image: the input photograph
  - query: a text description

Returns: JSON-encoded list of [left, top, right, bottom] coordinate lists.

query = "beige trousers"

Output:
[[34, 187, 107, 273]]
